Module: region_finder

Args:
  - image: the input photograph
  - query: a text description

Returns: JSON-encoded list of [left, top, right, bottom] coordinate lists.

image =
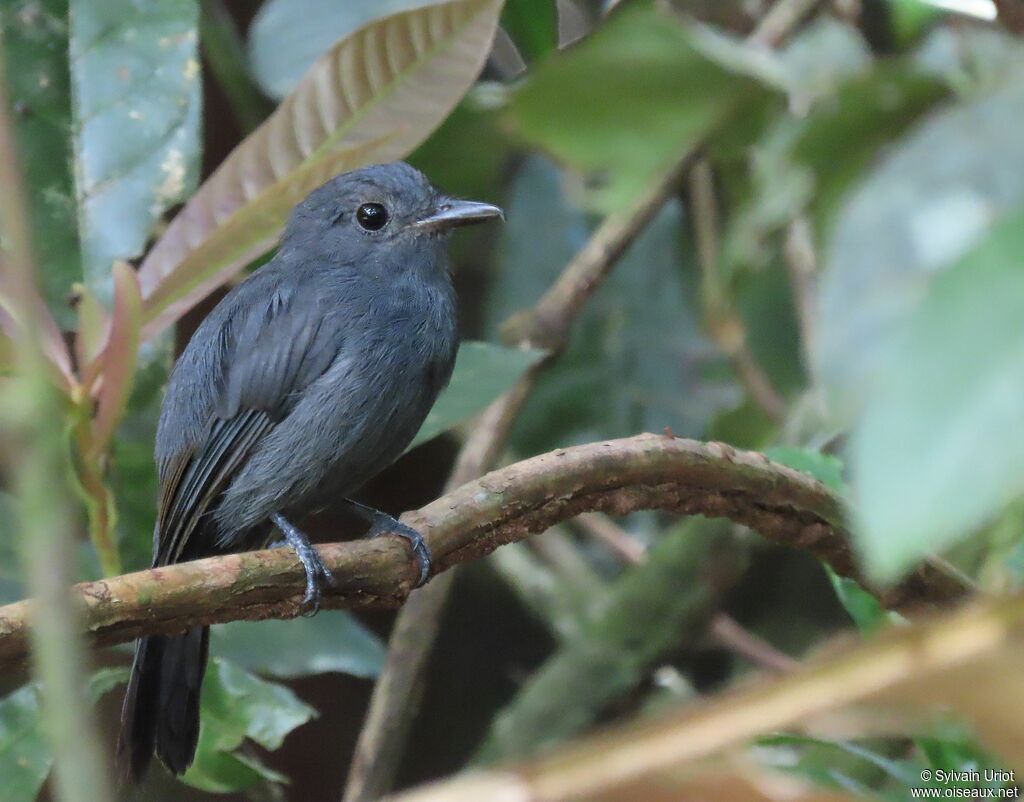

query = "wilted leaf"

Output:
[[212, 611, 386, 679], [183, 658, 315, 792], [409, 341, 544, 450], [512, 4, 777, 210], [815, 79, 1024, 425], [1, 0, 80, 329], [69, 0, 201, 301], [138, 0, 504, 340], [248, 0, 449, 100], [850, 211, 1024, 582]]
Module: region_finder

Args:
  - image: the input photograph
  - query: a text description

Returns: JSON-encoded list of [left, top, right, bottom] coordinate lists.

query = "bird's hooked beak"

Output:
[[415, 198, 504, 232]]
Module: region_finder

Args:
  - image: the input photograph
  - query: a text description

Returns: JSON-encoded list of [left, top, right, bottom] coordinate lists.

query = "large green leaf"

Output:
[[511, 4, 777, 210], [850, 211, 1024, 581], [212, 611, 386, 679], [408, 341, 544, 450], [183, 658, 315, 792], [137, 0, 505, 341], [815, 79, 1024, 426], [247, 0, 450, 100], [69, 0, 201, 302], [1, 0, 80, 328]]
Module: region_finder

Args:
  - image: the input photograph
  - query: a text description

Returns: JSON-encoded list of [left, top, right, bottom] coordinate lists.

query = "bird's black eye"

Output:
[[356, 202, 389, 231]]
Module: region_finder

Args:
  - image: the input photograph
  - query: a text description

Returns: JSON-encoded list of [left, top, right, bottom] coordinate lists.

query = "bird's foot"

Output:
[[271, 513, 334, 615], [344, 499, 431, 587]]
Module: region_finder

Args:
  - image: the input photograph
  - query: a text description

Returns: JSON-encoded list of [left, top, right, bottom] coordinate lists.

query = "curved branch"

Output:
[[0, 434, 966, 669]]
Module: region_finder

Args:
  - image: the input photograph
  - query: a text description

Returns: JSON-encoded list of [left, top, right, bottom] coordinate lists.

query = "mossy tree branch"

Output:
[[0, 434, 967, 671]]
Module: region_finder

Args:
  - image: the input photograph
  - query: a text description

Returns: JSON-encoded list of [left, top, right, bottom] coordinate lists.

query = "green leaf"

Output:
[[815, 79, 1024, 426], [212, 611, 386, 679], [183, 658, 315, 792], [0, 670, 127, 802], [501, 0, 557, 62], [764, 446, 846, 494], [850, 210, 1024, 581], [408, 341, 545, 451], [138, 0, 504, 342], [511, 4, 777, 210], [1, 0, 80, 328], [0, 684, 48, 802], [826, 567, 901, 634], [69, 0, 201, 302], [248, 0, 451, 100]]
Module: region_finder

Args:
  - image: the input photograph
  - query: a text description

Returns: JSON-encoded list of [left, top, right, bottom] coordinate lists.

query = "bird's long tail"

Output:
[[118, 626, 210, 783]]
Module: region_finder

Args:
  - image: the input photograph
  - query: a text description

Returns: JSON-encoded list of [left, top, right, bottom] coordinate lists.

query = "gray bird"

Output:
[[118, 161, 502, 783]]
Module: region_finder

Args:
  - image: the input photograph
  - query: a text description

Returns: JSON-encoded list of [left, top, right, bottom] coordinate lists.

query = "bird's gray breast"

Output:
[[217, 274, 457, 531]]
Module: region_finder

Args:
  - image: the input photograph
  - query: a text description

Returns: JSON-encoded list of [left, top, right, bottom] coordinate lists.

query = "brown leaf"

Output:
[[137, 0, 504, 340]]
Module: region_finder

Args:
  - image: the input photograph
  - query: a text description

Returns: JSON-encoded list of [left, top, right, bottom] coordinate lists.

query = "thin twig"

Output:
[[575, 512, 647, 565], [689, 156, 787, 423], [783, 216, 819, 368], [709, 613, 798, 674], [748, 0, 825, 47], [0, 433, 968, 670], [343, 150, 696, 801], [0, 47, 114, 802]]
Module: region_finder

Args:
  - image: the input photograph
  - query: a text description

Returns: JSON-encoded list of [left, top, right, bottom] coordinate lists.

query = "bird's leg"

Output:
[[270, 513, 334, 615], [343, 498, 432, 587]]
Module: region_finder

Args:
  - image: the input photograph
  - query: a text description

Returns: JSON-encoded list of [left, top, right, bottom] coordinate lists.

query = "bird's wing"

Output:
[[154, 278, 342, 566]]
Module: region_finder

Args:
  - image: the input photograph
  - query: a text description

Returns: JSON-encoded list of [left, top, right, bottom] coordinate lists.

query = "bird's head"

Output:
[[280, 162, 503, 269]]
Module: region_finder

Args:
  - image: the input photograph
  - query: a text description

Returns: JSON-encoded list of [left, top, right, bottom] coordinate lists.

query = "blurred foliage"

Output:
[[68, 0, 201, 305], [0, 0, 79, 328], [3, 0, 1024, 799], [0, 669, 126, 802]]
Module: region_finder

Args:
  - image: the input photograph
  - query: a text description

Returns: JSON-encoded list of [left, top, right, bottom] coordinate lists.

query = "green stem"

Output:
[[72, 416, 122, 577]]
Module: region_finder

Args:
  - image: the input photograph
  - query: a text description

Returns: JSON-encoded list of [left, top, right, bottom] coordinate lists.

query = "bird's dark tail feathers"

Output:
[[117, 626, 210, 784]]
